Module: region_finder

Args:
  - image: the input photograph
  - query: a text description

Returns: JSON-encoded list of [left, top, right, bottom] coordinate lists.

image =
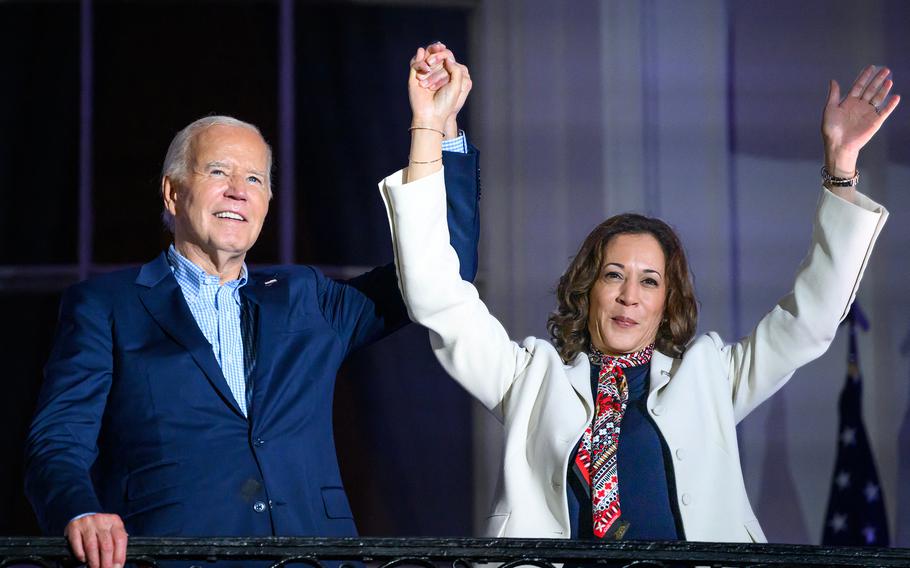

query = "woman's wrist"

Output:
[[411, 115, 447, 133], [824, 145, 859, 179], [405, 125, 444, 183]]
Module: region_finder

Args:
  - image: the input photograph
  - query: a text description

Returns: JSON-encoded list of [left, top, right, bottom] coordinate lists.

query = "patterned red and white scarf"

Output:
[[574, 343, 654, 538]]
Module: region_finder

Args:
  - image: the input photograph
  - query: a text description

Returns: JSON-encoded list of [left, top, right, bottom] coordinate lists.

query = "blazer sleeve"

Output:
[[719, 187, 888, 422], [24, 282, 111, 534], [380, 168, 531, 416], [320, 148, 482, 354], [443, 144, 481, 282]]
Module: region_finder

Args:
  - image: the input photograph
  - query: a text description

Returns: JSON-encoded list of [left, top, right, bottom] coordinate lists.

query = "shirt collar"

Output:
[[167, 244, 248, 302]]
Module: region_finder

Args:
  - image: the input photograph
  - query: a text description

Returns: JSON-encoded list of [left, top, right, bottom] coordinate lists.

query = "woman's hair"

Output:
[[547, 213, 698, 362]]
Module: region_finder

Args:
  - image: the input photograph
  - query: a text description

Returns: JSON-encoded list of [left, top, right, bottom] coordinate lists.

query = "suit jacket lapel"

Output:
[[240, 269, 288, 419], [136, 253, 245, 419], [648, 349, 682, 403], [566, 352, 595, 420]]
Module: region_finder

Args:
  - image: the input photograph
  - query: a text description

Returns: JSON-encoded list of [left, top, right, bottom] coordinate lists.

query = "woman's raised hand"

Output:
[[823, 65, 900, 178]]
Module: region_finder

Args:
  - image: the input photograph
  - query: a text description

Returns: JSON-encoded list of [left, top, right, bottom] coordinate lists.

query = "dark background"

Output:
[[0, 0, 475, 537]]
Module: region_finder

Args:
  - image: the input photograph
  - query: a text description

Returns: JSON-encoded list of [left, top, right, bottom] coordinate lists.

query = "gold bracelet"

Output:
[[408, 126, 446, 137], [408, 156, 443, 164]]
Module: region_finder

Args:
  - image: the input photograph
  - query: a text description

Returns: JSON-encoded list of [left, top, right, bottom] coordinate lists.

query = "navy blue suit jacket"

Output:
[[25, 150, 480, 537]]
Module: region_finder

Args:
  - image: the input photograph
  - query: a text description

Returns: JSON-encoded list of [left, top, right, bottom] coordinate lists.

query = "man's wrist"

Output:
[[444, 116, 458, 139]]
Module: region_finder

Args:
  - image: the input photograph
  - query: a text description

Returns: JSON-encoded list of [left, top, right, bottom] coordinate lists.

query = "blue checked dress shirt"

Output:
[[442, 131, 468, 153], [167, 244, 251, 416]]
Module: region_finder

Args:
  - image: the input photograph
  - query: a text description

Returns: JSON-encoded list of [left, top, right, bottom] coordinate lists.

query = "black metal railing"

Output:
[[3, 537, 910, 568]]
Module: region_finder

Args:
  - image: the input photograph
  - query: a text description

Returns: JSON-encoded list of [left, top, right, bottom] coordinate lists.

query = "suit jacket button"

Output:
[[253, 501, 267, 513], [681, 493, 692, 506], [254, 438, 265, 448], [652, 405, 664, 416]]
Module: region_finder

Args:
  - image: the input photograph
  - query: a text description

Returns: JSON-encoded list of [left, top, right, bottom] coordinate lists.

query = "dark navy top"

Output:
[[567, 362, 683, 540]]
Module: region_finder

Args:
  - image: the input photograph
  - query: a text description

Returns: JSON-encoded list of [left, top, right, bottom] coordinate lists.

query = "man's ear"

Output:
[[162, 176, 178, 216]]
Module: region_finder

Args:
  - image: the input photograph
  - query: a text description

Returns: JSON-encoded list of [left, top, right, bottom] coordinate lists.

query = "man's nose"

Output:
[[224, 174, 249, 199]]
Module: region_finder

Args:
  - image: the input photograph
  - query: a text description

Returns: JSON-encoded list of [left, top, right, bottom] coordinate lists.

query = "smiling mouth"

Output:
[[214, 211, 246, 222]]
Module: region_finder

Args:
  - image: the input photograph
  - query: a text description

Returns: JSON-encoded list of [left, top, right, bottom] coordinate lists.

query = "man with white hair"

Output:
[[25, 45, 477, 568]]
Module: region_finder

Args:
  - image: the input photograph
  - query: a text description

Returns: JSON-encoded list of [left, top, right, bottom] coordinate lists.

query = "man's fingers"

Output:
[[83, 530, 101, 568], [99, 528, 115, 568], [421, 67, 451, 89], [412, 48, 455, 77], [413, 56, 442, 77], [66, 527, 87, 562], [423, 49, 455, 75], [112, 525, 128, 568], [411, 43, 463, 95]]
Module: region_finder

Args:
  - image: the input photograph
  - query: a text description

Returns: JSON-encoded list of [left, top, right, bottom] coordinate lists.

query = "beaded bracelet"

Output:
[[821, 165, 859, 187]]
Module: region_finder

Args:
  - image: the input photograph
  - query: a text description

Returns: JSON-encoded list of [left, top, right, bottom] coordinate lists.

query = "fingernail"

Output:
[[427, 56, 437, 65], [419, 80, 428, 87]]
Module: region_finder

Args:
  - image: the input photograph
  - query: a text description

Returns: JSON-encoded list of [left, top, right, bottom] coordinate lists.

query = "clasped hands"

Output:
[[408, 42, 472, 138]]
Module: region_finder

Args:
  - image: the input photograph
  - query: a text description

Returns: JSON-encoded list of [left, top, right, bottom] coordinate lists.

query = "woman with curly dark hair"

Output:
[[382, 59, 896, 542], [548, 213, 699, 362]]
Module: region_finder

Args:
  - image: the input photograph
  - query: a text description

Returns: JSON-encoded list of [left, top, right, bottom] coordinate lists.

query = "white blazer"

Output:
[[380, 169, 887, 543]]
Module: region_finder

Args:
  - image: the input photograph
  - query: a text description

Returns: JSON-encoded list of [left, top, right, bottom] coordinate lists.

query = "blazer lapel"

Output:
[[136, 253, 245, 419], [240, 270, 288, 418], [648, 349, 682, 403], [566, 352, 594, 420]]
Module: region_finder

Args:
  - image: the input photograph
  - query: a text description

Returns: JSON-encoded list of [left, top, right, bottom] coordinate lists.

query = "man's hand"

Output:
[[65, 513, 128, 568], [823, 65, 900, 178], [410, 42, 472, 138]]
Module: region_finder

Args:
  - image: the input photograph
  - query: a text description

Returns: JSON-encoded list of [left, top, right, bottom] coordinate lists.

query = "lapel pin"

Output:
[[264, 278, 278, 287]]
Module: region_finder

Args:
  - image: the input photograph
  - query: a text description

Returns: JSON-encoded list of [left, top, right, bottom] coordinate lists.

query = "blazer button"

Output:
[[253, 501, 267, 513], [652, 405, 664, 416], [253, 438, 265, 448], [681, 493, 692, 506], [675, 448, 685, 461]]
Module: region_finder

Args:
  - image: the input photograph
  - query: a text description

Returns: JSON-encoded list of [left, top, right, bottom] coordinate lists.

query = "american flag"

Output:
[[821, 304, 889, 546]]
